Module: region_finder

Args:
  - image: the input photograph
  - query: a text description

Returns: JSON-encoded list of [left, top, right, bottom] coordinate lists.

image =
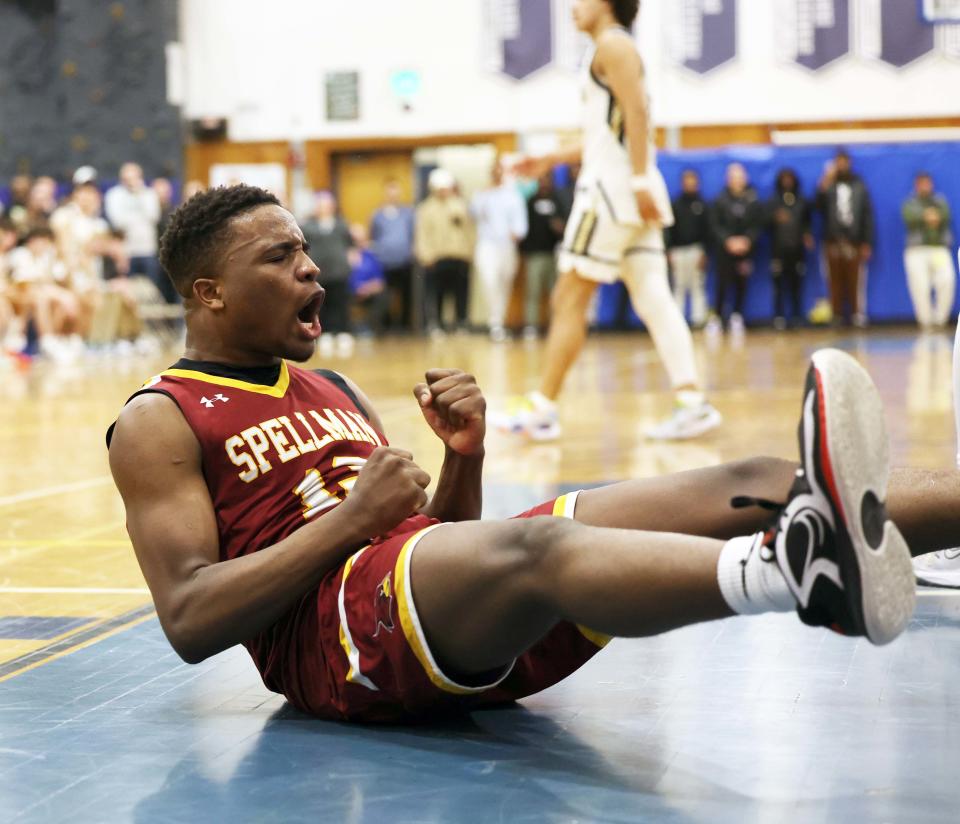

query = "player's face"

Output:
[[217, 205, 324, 363], [572, 0, 608, 32], [916, 176, 933, 197]]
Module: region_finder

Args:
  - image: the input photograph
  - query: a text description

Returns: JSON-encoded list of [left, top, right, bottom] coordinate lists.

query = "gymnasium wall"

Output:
[[178, 0, 960, 141], [595, 141, 960, 327], [0, 0, 181, 180]]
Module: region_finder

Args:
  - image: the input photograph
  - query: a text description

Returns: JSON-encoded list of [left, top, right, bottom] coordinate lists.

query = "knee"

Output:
[[498, 516, 578, 588]]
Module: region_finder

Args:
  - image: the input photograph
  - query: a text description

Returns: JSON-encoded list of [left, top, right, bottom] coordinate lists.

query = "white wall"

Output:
[[179, 0, 960, 142]]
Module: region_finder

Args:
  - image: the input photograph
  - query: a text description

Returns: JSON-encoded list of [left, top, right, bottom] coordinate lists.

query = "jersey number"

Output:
[[293, 457, 367, 519]]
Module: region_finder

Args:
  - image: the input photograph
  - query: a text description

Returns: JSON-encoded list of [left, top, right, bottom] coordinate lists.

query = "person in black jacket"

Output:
[[816, 150, 874, 327], [300, 191, 355, 354], [666, 169, 710, 328], [767, 168, 813, 329], [709, 163, 764, 335], [519, 171, 566, 338]]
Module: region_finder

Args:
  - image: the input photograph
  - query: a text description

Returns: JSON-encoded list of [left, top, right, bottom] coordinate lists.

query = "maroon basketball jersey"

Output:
[[111, 358, 390, 696]]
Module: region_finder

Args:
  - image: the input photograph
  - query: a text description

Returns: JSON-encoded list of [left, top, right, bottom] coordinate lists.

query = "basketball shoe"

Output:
[[913, 548, 960, 588], [489, 391, 561, 442], [645, 399, 722, 440], [739, 349, 915, 644]]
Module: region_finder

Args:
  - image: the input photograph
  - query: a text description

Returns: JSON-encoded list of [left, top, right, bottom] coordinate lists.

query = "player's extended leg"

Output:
[[572, 458, 960, 558], [622, 248, 721, 439], [409, 349, 915, 680], [539, 270, 598, 399], [410, 517, 730, 674]]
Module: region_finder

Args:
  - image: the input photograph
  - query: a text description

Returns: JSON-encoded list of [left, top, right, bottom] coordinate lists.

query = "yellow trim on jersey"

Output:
[[337, 546, 378, 691], [394, 524, 514, 696], [571, 210, 597, 256], [148, 360, 291, 398]]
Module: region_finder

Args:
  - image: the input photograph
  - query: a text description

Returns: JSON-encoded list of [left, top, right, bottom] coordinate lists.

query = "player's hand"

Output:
[[859, 244, 872, 262], [339, 447, 431, 536], [414, 369, 486, 456], [635, 189, 663, 224]]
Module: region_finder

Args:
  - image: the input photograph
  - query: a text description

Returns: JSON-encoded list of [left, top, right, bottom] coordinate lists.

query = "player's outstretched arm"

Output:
[[109, 393, 429, 664]]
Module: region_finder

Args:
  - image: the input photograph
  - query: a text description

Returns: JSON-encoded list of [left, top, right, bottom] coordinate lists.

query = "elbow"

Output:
[[166, 623, 212, 665]]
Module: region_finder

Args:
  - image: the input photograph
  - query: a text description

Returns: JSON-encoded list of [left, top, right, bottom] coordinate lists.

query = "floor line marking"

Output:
[[0, 476, 113, 508], [0, 604, 156, 682], [0, 586, 149, 595]]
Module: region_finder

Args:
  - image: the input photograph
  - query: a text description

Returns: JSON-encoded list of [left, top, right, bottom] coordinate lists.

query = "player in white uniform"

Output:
[[495, 0, 720, 441]]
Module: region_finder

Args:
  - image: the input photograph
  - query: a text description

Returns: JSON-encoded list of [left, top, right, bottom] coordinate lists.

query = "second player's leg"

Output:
[[539, 271, 598, 399], [409, 516, 731, 677]]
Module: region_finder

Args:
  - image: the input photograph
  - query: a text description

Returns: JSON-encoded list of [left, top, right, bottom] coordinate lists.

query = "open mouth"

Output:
[[297, 291, 324, 339]]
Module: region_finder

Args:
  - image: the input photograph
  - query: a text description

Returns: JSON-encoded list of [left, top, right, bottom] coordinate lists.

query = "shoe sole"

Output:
[[811, 349, 916, 645]]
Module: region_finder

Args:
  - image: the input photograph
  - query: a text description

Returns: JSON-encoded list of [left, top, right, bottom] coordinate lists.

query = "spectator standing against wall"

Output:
[[817, 150, 874, 327], [666, 169, 710, 329], [519, 170, 566, 339], [768, 168, 813, 330], [105, 163, 170, 302], [348, 223, 389, 338], [369, 178, 416, 332], [414, 168, 473, 337], [708, 163, 763, 338], [300, 191, 355, 356], [471, 159, 528, 342], [902, 172, 955, 329]]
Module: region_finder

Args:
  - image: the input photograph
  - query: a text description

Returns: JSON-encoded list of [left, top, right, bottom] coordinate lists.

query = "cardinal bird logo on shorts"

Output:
[[373, 572, 395, 637]]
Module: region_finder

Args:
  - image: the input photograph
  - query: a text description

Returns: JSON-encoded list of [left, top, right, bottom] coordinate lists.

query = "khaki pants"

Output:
[[669, 244, 707, 326], [523, 251, 557, 328], [904, 246, 955, 328], [826, 240, 866, 324]]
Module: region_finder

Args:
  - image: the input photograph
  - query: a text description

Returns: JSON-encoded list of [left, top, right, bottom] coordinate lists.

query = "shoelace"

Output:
[[730, 496, 783, 512]]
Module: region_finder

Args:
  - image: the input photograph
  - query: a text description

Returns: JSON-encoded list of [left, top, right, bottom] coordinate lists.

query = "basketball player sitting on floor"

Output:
[[108, 185, 960, 722]]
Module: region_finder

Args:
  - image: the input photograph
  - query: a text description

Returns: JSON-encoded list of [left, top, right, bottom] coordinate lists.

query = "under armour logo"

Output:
[[200, 394, 229, 408]]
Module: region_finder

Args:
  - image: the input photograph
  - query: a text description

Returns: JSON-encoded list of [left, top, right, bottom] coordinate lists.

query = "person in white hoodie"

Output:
[[470, 160, 528, 342]]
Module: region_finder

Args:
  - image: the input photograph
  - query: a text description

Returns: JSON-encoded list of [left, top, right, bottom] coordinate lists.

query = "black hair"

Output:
[[916, 170, 933, 181], [158, 184, 280, 299], [608, 0, 640, 28], [0, 217, 16, 235], [775, 168, 800, 194], [835, 148, 851, 161]]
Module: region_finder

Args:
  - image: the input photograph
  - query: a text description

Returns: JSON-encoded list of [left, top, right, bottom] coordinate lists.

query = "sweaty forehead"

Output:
[[224, 204, 302, 258]]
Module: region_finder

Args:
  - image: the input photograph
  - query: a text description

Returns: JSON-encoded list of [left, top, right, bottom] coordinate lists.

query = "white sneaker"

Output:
[[730, 312, 745, 337], [704, 316, 722, 339], [489, 393, 561, 441], [645, 402, 722, 440], [490, 325, 508, 343], [913, 548, 960, 588]]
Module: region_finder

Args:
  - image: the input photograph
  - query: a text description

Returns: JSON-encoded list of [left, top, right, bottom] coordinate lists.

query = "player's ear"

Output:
[[193, 277, 224, 310]]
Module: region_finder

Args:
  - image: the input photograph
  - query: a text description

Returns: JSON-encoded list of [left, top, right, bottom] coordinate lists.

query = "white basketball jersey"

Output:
[[578, 30, 673, 228]]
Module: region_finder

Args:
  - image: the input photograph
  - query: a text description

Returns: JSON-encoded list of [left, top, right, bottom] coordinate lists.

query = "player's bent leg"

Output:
[[409, 515, 732, 678]]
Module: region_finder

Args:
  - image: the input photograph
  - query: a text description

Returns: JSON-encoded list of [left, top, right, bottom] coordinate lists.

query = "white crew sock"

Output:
[[676, 389, 705, 408], [717, 533, 795, 615]]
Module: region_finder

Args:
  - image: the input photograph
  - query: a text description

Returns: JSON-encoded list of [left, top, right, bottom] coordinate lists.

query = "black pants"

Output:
[[384, 264, 414, 331], [425, 258, 470, 330], [772, 252, 805, 322], [320, 280, 352, 334], [715, 252, 753, 320]]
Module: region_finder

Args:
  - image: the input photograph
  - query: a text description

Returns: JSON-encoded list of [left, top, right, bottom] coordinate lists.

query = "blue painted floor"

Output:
[[2, 590, 959, 823]]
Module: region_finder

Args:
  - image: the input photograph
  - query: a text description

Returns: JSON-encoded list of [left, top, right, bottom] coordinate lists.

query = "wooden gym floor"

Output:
[[1, 326, 959, 822]]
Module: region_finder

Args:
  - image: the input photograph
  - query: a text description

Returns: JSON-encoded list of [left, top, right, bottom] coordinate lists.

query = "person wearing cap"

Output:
[[414, 168, 474, 336]]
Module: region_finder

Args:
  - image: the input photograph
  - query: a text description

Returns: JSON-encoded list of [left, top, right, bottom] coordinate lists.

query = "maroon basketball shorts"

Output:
[[301, 491, 610, 722]]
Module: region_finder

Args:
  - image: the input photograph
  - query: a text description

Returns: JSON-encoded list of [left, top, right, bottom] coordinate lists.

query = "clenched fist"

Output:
[[414, 369, 486, 456], [338, 447, 431, 537]]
